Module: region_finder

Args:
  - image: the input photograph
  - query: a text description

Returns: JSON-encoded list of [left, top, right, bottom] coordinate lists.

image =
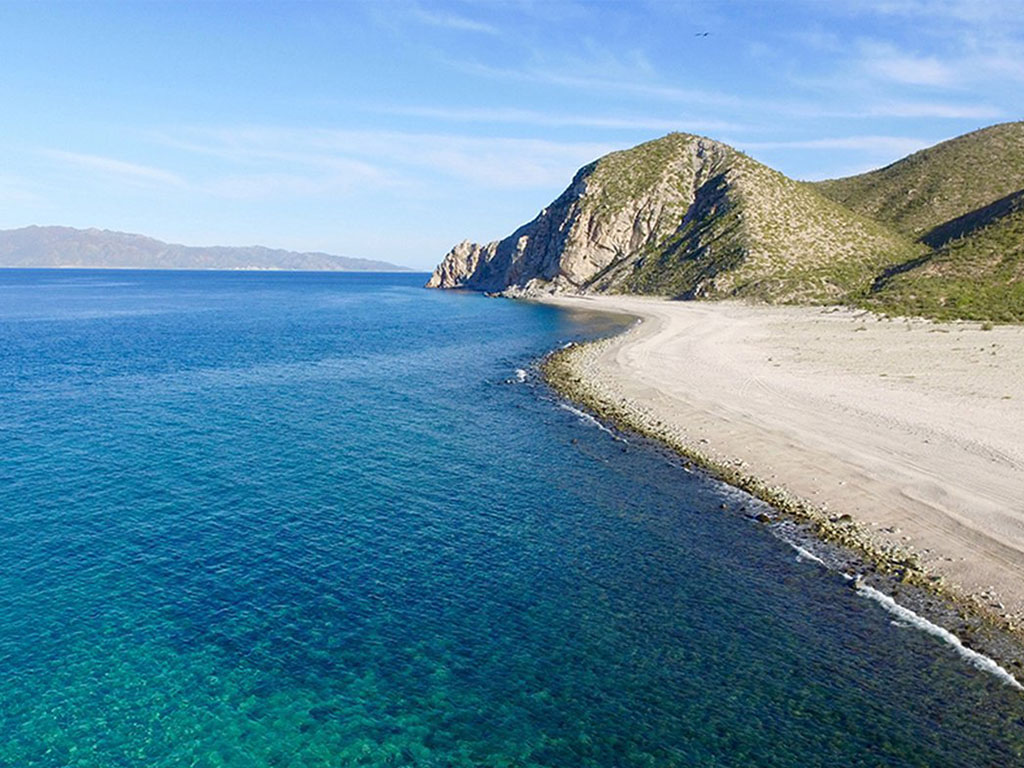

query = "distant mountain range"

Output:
[[429, 122, 1024, 322], [0, 226, 411, 272]]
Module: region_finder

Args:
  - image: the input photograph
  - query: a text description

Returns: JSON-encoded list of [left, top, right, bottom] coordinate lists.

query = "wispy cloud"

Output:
[[154, 128, 406, 194], [164, 135, 396, 179], [812, 3, 1024, 89], [0, 174, 39, 203], [372, 104, 742, 134], [781, 35, 1018, 124], [42, 150, 187, 188], [734, 133, 945, 181], [834, 0, 1024, 25], [158, 126, 617, 192], [204, 172, 369, 200], [857, 42, 956, 86], [866, 101, 1002, 119], [453, 59, 742, 108], [411, 8, 499, 35], [978, 52, 1024, 83]]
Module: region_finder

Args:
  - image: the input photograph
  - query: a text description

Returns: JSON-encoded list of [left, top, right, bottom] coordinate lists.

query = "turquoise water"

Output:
[[1, 269, 1023, 767]]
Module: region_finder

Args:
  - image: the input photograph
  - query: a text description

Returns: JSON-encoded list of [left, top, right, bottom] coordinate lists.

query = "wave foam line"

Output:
[[792, 544, 827, 566], [778, 536, 1023, 690], [777, 532, 828, 568], [856, 583, 1023, 691], [558, 402, 622, 440]]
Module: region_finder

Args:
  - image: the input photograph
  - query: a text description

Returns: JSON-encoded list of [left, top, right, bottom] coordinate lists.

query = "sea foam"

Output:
[[855, 583, 1023, 691], [558, 402, 622, 440], [779, 536, 1023, 691]]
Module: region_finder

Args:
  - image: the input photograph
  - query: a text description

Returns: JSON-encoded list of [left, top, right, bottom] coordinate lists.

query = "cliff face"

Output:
[[428, 133, 917, 303], [428, 134, 723, 294]]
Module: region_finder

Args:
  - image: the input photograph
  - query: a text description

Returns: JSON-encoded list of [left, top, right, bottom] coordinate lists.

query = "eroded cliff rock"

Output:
[[428, 132, 919, 303]]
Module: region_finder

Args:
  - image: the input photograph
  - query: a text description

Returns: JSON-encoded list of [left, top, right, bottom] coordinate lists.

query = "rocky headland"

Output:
[[429, 122, 1024, 322]]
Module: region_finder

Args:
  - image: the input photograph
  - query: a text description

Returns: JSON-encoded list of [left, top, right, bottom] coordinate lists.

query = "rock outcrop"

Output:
[[427, 133, 918, 303]]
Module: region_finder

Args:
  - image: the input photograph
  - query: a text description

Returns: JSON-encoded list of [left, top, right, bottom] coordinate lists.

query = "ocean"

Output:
[[1, 269, 1022, 767]]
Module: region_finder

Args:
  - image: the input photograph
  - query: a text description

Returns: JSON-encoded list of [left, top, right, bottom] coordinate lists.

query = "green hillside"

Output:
[[432, 123, 1024, 322], [813, 121, 1024, 239], [867, 189, 1024, 321], [812, 122, 1024, 321], [578, 136, 921, 304]]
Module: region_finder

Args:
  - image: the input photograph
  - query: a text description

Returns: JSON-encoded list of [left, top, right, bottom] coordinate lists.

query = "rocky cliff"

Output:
[[427, 133, 917, 303]]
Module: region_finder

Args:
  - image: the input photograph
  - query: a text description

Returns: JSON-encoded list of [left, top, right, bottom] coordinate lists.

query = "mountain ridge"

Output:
[[429, 132, 920, 305], [812, 122, 1024, 240], [0, 225, 411, 272], [429, 124, 1024, 321]]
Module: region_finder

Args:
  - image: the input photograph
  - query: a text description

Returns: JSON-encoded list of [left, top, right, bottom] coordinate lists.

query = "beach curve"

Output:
[[540, 295, 1024, 629]]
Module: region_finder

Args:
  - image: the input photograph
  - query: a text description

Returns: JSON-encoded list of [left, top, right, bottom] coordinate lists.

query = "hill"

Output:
[[0, 226, 410, 272], [428, 133, 919, 305], [813, 122, 1024, 240], [867, 189, 1024, 321], [812, 122, 1024, 321], [430, 125, 1024, 322]]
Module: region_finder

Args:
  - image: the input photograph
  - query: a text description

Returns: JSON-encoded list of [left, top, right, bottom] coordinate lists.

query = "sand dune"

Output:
[[544, 296, 1024, 619]]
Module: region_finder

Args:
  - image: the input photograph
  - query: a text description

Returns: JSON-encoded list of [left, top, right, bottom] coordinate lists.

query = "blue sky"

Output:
[[1, 0, 1021, 270]]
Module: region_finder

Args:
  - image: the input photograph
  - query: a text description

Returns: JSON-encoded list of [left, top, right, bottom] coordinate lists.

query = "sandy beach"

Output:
[[543, 295, 1024, 622]]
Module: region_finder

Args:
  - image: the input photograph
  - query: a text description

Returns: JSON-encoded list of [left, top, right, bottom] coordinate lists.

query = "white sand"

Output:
[[545, 296, 1024, 619]]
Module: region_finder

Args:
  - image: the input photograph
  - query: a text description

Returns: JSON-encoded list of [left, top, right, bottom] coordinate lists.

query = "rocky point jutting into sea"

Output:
[[428, 122, 1024, 322]]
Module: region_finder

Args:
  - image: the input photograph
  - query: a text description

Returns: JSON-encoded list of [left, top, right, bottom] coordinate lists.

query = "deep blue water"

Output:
[[1, 269, 1023, 767]]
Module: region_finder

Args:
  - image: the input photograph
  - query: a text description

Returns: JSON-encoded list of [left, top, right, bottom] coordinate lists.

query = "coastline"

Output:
[[538, 294, 1024, 677]]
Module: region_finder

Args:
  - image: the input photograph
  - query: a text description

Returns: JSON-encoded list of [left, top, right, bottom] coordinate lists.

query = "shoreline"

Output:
[[538, 294, 1024, 680]]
